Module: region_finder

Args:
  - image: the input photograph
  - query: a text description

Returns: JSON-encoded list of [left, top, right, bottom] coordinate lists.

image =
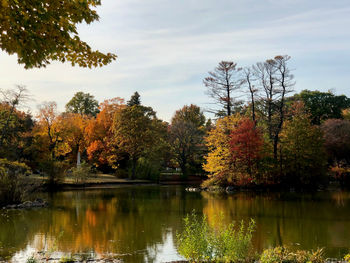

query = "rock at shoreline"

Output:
[[2, 198, 48, 210]]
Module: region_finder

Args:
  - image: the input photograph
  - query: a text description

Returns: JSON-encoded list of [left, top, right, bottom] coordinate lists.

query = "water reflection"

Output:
[[0, 186, 349, 262]]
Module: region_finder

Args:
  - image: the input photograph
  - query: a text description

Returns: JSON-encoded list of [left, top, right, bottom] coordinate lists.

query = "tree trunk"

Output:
[[77, 151, 81, 167]]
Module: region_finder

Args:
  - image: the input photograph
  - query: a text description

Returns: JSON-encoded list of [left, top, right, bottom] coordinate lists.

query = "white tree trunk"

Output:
[[77, 151, 81, 167]]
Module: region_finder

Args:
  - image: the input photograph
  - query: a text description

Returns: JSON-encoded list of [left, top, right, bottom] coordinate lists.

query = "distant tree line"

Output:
[[1, 55, 350, 203]]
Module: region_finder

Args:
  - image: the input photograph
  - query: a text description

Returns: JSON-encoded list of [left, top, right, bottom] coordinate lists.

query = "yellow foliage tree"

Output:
[[203, 114, 241, 186], [32, 102, 64, 160], [59, 113, 91, 166]]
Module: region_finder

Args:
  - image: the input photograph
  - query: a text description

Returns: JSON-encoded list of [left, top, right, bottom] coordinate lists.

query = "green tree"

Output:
[[321, 119, 350, 166], [127, 92, 141, 106], [0, 86, 33, 161], [169, 105, 207, 178], [0, 0, 116, 68], [65, 92, 99, 117], [280, 102, 327, 188], [291, 90, 350, 125], [113, 105, 166, 179]]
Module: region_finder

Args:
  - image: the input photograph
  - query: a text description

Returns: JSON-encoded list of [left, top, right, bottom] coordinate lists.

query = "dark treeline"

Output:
[[1, 55, 350, 205]]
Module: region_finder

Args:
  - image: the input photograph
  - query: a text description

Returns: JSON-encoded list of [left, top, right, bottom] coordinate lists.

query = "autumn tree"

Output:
[[280, 102, 326, 188], [65, 92, 99, 117], [169, 105, 207, 178], [321, 119, 350, 166], [85, 97, 125, 170], [0, 86, 30, 147], [229, 118, 265, 185], [203, 61, 243, 117], [113, 105, 166, 179], [32, 102, 68, 185], [0, 0, 116, 68], [33, 102, 63, 160], [203, 114, 242, 186], [0, 86, 33, 161], [59, 113, 91, 166], [343, 108, 350, 120]]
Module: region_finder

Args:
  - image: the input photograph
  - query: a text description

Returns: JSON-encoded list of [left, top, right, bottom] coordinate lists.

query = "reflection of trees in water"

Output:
[[0, 209, 48, 260], [201, 191, 350, 255], [0, 186, 205, 262], [1, 188, 350, 261]]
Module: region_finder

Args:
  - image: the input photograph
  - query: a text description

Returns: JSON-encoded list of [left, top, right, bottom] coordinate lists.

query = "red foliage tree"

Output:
[[229, 118, 264, 184]]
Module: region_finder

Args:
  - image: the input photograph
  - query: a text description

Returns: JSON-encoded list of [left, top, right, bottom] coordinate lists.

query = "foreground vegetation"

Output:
[[176, 213, 350, 263]]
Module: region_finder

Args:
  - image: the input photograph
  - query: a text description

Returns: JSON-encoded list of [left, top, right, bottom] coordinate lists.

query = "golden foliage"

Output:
[[203, 114, 241, 185]]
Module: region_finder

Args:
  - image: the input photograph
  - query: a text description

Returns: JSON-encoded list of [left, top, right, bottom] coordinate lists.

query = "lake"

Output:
[[0, 185, 350, 262]]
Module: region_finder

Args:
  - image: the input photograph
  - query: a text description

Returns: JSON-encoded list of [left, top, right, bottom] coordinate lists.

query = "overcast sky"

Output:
[[0, 0, 349, 121]]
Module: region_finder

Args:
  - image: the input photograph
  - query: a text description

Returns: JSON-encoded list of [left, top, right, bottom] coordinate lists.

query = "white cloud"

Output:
[[0, 0, 349, 121]]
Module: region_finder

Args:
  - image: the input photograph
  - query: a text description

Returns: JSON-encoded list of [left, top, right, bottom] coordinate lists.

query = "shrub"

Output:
[[69, 162, 92, 183], [330, 166, 350, 187], [39, 159, 68, 186], [177, 212, 212, 262], [0, 159, 33, 206], [176, 211, 255, 262], [260, 246, 324, 263], [129, 158, 161, 182]]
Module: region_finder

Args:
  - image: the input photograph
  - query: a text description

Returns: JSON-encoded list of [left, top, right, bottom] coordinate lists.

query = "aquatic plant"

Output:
[[176, 211, 255, 262]]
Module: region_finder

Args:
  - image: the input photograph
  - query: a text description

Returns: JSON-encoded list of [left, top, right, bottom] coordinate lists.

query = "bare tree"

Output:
[[242, 67, 258, 123], [252, 55, 294, 160], [273, 55, 295, 159], [203, 61, 243, 117]]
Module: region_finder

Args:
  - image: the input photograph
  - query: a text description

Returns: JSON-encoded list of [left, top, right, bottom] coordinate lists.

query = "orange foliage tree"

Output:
[[59, 112, 91, 165], [85, 98, 125, 169]]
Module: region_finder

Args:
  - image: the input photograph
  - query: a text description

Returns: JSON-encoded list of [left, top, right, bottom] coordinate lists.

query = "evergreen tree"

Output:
[[127, 92, 141, 106]]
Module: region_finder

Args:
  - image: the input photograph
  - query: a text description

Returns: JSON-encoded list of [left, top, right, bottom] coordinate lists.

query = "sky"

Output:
[[0, 0, 349, 121]]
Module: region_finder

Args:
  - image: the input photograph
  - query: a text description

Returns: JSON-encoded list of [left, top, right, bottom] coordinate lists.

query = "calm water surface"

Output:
[[0, 185, 350, 262]]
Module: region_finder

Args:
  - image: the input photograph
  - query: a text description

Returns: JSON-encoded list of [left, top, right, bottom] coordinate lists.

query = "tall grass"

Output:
[[176, 211, 255, 262]]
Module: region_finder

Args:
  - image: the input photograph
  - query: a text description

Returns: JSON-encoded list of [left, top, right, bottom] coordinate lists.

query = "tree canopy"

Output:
[[291, 90, 350, 125], [203, 61, 243, 117], [65, 92, 99, 117], [113, 105, 166, 179], [0, 0, 116, 68], [169, 104, 207, 177], [127, 92, 141, 106]]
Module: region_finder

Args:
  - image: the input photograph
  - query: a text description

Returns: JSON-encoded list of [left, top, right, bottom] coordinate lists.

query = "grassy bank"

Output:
[[176, 212, 350, 263]]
